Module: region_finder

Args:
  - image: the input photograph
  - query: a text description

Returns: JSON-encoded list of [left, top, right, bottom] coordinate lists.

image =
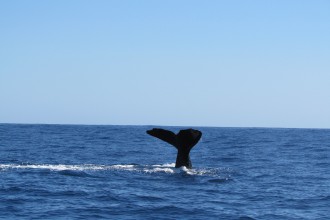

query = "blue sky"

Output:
[[1, 1, 329, 128]]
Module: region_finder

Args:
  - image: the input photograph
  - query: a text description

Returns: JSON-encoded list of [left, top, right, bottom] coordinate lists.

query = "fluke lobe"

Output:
[[146, 128, 202, 169]]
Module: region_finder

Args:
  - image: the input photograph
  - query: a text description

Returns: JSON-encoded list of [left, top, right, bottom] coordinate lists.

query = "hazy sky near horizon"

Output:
[[1, 1, 330, 128]]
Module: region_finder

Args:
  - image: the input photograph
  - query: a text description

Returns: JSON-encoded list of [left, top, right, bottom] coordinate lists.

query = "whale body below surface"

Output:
[[146, 128, 202, 169]]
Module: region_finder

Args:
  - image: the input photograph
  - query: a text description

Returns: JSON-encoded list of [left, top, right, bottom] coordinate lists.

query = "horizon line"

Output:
[[1, 122, 329, 130]]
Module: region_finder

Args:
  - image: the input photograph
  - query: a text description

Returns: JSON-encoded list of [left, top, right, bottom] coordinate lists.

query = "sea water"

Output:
[[0, 124, 329, 219]]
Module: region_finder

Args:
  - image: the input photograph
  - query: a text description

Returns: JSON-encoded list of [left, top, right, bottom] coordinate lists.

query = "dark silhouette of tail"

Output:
[[146, 128, 202, 168]]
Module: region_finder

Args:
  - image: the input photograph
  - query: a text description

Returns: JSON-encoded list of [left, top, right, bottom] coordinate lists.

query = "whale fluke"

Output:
[[146, 128, 202, 169]]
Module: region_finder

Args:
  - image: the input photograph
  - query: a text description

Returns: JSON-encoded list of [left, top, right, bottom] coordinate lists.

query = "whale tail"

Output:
[[146, 128, 202, 168]]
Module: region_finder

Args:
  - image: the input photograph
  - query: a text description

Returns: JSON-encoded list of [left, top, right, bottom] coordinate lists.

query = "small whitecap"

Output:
[[152, 167, 175, 173], [152, 163, 175, 168], [111, 164, 135, 169]]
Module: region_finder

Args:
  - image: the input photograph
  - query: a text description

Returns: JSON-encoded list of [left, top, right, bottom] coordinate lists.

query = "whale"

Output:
[[146, 128, 202, 169]]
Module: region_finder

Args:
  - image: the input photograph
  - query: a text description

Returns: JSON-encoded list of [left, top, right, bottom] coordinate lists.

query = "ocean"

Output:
[[0, 124, 329, 219]]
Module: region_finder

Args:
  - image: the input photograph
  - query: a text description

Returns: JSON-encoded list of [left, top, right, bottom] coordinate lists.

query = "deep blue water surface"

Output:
[[0, 124, 329, 219]]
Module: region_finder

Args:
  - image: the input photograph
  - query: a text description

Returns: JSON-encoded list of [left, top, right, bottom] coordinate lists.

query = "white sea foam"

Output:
[[0, 163, 178, 174], [111, 165, 135, 169], [0, 164, 106, 171], [151, 163, 175, 168], [144, 167, 175, 174], [0, 163, 226, 177]]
